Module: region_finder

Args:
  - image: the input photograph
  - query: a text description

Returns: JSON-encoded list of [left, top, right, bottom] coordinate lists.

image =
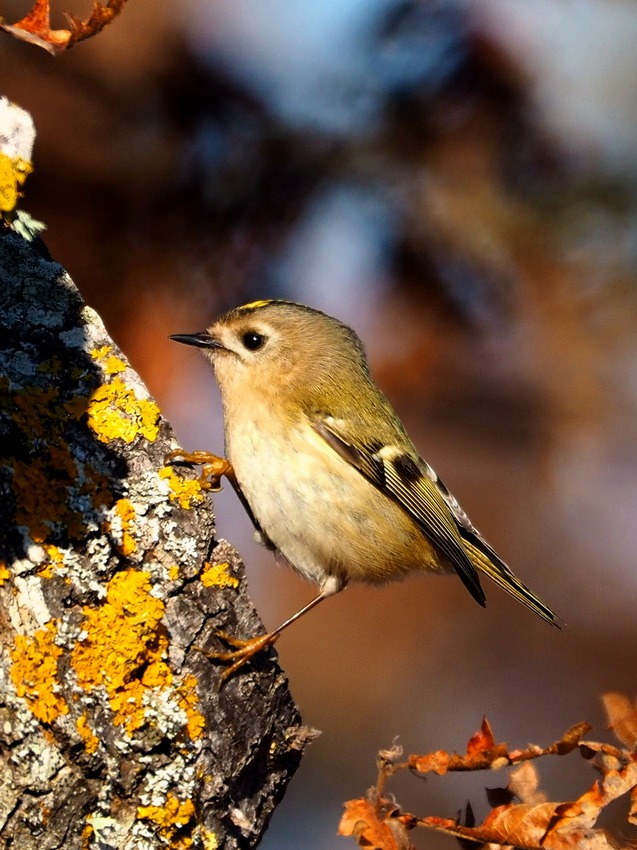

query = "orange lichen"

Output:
[[13, 456, 70, 542], [10, 621, 69, 724], [7, 383, 115, 544], [158, 467, 206, 509], [137, 794, 196, 849], [48, 443, 77, 479], [0, 561, 10, 585], [77, 378, 160, 444], [12, 385, 59, 440], [176, 674, 206, 740], [71, 569, 204, 739], [71, 569, 166, 733], [104, 498, 137, 555], [37, 356, 62, 376], [200, 562, 238, 590], [81, 823, 94, 850], [76, 713, 100, 754], [63, 395, 89, 419]]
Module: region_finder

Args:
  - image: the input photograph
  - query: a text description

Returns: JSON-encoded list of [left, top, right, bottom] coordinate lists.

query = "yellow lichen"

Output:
[[71, 569, 204, 739], [90, 345, 113, 360], [38, 543, 65, 578], [168, 565, 180, 581], [76, 713, 100, 754], [0, 152, 31, 213], [91, 345, 127, 376], [78, 378, 160, 444], [137, 794, 196, 849], [103, 356, 127, 375], [10, 621, 69, 724], [0, 561, 10, 585], [158, 467, 206, 509], [201, 830, 219, 850], [200, 562, 238, 590]]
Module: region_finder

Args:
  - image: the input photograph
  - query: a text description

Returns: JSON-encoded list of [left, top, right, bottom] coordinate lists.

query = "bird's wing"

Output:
[[312, 417, 486, 607]]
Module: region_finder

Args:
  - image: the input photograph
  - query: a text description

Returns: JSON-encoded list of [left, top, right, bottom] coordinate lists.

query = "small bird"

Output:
[[168, 300, 559, 682]]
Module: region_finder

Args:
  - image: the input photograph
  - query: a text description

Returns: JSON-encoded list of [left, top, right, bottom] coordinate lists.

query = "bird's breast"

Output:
[[224, 412, 449, 587]]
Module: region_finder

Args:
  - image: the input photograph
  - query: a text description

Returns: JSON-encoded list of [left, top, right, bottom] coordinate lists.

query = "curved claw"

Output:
[[164, 448, 234, 492], [193, 631, 279, 688]]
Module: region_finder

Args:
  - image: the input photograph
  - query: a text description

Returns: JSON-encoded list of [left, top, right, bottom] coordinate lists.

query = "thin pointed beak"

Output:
[[169, 332, 224, 350]]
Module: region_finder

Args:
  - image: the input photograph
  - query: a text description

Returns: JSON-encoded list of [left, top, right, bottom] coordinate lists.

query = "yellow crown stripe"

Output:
[[237, 300, 274, 312]]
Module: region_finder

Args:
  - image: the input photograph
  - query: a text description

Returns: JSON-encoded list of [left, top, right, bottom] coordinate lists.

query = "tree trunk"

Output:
[[0, 228, 309, 850]]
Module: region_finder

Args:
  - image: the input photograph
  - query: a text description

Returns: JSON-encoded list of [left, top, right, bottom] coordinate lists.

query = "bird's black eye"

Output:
[[241, 331, 265, 351]]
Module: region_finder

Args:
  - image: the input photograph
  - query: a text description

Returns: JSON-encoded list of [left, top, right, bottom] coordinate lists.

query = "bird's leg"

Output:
[[165, 449, 235, 492], [197, 583, 340, 687]]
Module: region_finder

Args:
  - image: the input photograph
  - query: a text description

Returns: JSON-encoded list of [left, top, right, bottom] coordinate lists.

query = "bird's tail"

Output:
[[461, 532, 561, 628]]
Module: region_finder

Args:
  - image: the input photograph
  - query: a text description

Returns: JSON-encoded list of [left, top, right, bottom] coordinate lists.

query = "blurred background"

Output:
[[3, 0, 637, 846]]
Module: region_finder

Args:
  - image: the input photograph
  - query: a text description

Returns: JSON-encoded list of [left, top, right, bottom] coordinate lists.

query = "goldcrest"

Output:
[[169, 300, 559, 681]]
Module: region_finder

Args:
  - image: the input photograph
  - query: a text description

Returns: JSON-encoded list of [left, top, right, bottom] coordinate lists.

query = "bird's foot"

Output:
[[193, 630, 280, 688], [165, 449, 234, 492]]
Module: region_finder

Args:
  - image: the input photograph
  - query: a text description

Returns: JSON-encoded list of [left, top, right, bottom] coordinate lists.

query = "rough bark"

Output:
[[0, 230, 308, 850]]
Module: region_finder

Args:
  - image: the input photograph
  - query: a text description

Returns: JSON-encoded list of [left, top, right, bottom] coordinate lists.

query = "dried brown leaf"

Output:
[[410, 749, 450, 776], [601, 756, 637, 807], [548, 781, 606, 834], [486, 784, 515, 808], [422, 799, 621, 849], [339, 798, 415, 850], [509, 722, 593, 763], [467, 716, 496, 756], [63, 0, 126, 45], [552, 721, 595, 755], [2, 0, 128, 54], [577, 740, 626, 761], [358, 705, 634, 850], [603, 693, 637, 750], [629, 786, 637, 826], [409, 717, 510, 775], [462, 716, 510, 769], [2, 0, 70, 54], [477, 800, 563, 846]]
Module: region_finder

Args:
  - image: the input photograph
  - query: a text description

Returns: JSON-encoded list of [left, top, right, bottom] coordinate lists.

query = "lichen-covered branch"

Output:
[[0, 231, 307, 849]]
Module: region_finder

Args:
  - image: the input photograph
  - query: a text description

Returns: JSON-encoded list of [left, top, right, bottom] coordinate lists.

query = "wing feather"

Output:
[[313, 418, 486, 607]]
